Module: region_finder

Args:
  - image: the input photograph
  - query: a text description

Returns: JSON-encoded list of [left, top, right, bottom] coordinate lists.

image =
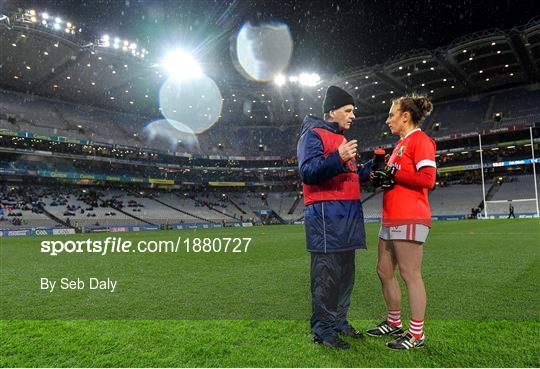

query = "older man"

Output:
[[297, 86, 371, 349]]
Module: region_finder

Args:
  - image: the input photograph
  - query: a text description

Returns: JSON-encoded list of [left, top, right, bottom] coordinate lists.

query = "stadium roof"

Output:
[[331, 16, 540, 114], [0, 10, 162, 116], [0, 7, 539, 119]]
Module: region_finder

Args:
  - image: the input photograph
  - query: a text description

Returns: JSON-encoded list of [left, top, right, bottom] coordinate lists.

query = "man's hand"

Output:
[[338, 139, 357, 162]]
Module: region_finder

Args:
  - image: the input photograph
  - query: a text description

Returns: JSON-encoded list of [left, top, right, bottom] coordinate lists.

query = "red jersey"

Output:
[[382, 129, 436, 227]]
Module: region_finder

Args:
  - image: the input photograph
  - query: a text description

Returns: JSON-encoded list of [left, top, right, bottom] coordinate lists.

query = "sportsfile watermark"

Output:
[[3, 224, 535, 320], [40, 236, 252, 256], [1, 232, 268, 320]]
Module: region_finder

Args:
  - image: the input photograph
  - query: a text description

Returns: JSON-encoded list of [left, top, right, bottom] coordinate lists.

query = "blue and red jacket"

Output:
[[297, 115, 371, 252]]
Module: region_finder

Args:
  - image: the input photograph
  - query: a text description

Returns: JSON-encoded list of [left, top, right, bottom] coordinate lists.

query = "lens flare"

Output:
[[232, 22, 293, 82], [159, 75, 223, 133]]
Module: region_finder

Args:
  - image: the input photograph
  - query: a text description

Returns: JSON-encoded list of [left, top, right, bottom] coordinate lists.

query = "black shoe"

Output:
[[366, 321, 404, 337], [313, 335, 350, 349], [386, 332, 425, 350], [339, 325, 364, 339]]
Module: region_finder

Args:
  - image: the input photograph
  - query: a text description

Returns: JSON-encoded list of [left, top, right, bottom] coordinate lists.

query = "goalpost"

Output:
[[479, 127, 539, 218]]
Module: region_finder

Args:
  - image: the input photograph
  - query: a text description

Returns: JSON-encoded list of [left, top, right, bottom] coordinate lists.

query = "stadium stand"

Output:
[[487, 174, 540, 214], [153, 192, 226, 222], [493, 88, 540, 119], [0, 186, 60, 229], [2, 85, 539, 157], [427, 96, 492, 138], [99, 189, 192, 225], [287, 200, 305, 221], [40, 187, 140, 227], [348, 114, 395, 151], [360, 190, 384, 219], [429, 183, 486, 216]]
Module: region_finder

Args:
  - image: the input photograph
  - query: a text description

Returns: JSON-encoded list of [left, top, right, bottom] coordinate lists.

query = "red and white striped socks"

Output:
[[409, 319, 424, 339], [387, 310, 425, 339], [387, 309, 402, 327]]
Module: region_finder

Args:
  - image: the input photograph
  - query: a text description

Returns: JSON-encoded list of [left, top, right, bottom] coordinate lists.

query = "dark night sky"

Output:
[[2, 0, 539, 79]]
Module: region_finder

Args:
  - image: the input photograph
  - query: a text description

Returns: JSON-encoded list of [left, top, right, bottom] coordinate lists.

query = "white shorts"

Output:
[[379, 224, 430, 243]]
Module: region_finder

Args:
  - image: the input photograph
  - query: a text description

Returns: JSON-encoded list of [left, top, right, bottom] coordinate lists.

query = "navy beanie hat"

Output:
[[323, 86, 355, 114]]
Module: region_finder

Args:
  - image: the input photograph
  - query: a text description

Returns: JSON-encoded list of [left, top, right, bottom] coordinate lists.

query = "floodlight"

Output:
[[162, 49, 202, 81], [274, 74, 286, 86]]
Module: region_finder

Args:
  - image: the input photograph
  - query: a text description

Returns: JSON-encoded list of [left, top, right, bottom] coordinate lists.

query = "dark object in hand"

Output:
[[369, 148, 388, 188], [372, 148, 386, 172], [372, 166, 397, 190]]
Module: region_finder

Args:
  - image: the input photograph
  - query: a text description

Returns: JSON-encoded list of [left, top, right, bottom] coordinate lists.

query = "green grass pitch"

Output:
[[1, 219, 539, 367]]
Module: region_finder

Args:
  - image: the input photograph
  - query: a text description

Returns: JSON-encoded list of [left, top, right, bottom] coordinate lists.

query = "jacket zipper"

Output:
[[321, 202, 327, 253]]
